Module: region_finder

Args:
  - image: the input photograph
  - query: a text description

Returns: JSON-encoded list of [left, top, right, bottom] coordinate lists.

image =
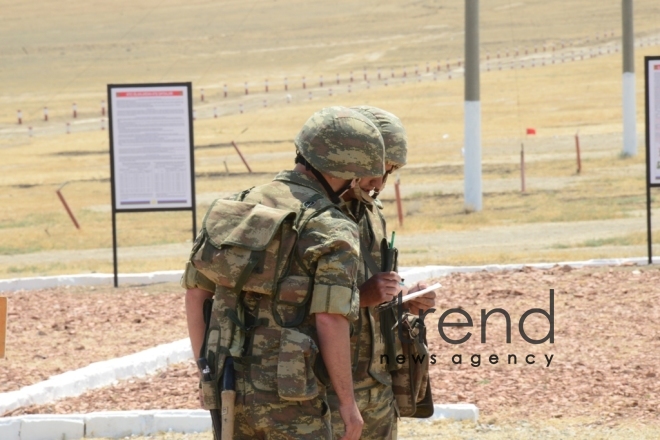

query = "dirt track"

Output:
[[0, 216, 651, 271]]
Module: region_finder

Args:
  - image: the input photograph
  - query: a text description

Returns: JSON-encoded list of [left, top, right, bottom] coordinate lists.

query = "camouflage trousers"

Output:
[[233, 369, 332, 440], [327, 383, 398, 440]]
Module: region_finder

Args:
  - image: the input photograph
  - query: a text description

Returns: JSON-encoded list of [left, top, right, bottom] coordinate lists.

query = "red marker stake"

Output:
[[520, 144, 526, 193], [56, 186, 81, 230], [394, 175, 404, 228], [231, 141, 252, 173]]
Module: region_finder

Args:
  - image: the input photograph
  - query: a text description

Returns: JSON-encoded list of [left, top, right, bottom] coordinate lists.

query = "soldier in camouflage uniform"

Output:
[[183, 106, 385, 440], [327, 106, 437, 439]]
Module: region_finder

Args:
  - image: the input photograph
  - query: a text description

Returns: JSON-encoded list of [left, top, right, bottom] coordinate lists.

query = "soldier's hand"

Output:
[[338, 400, 364, 440], [358, 272, 403, 307], [406, 282, 437, 315]]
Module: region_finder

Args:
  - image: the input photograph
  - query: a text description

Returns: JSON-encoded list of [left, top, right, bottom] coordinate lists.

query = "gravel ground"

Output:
[[2, 266, 660, 436]]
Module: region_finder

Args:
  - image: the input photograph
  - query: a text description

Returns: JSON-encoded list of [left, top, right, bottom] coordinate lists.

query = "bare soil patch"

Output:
[[3, 266, 659, 430], [0, 282, 188, 394]]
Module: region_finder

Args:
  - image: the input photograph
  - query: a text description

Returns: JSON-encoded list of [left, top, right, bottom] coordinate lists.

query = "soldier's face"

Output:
[[359, 164, 395, 194]]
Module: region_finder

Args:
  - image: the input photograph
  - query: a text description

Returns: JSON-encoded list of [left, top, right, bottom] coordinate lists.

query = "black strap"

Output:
[[309, 167, 343, 204], [361, 241, 381, 278], [231, 250, 263, 295], [199, 298, 214, 358]]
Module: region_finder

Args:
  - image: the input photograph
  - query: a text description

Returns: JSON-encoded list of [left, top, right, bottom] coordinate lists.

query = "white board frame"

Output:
[[107, 82, 197, 286], [108, 83, 195, 212]]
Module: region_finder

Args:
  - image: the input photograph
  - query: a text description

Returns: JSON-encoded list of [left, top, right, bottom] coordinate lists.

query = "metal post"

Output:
[[112, 209, 118, 287], [464, 0, 482, 211], [622, 0, 637, 156]]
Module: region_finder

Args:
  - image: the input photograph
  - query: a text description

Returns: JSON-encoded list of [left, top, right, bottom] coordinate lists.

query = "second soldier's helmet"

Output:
[[351, 105, 407, 169], [294, 106, 385, 180]]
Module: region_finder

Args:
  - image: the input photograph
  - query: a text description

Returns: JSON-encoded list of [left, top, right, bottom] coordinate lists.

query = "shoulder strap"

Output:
[[292, 194, 343, 277], [361, 207, 381, 277]]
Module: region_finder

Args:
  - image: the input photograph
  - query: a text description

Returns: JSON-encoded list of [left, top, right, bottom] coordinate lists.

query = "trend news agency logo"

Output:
[[380, 289, 555, 368]]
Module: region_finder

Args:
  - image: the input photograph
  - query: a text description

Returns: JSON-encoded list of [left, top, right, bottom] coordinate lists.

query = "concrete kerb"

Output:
[[1, 256, 656, 293], [0, 270, 184, 293], [0, 339, 192, 416], [0, 406, 477, 439], [398, 256, 659, 286]]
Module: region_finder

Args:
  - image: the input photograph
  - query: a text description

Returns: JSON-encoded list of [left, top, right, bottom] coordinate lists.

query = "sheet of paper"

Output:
[[400, 282, 442, 303], [110, 85, 193, 210]]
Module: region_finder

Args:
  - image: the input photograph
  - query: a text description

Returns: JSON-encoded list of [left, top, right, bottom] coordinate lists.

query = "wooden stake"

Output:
[[56, 188, 81, 229], [520, 143, 526, 192], [575, 132, 582, 174], [231, 141, 252, 173], [394, 174, 404, 228], [0, 296, 6, 359]]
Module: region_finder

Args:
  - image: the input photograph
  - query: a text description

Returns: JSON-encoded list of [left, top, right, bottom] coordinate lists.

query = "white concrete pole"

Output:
[[622, 0, 637, 156], [464, 0, 482, 211]]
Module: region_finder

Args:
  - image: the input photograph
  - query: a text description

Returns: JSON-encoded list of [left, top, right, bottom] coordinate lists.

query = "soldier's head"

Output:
[[348, 106, 407, 200], [294, 106, 385, 203]]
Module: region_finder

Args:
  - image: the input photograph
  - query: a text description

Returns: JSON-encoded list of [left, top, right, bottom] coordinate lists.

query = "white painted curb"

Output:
[[399, 256, 657, 286], [0, 339, 192, 416], [0, 270, 183, 293], [0, 406, 476, 439], [1, 256, 656, 293], [431, 403, 479, 423]]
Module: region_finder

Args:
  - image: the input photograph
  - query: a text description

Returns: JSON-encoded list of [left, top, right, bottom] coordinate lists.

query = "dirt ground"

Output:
[[3, 265, 659, 437]]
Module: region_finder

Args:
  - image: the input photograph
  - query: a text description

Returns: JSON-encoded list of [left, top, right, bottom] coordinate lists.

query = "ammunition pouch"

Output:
[[391, 314, 434, 418], [277, 328, 320, 401]]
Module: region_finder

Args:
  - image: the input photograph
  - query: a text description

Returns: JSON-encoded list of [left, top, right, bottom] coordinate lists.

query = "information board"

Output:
[[107, 82, 196, 286], [648, 58, 660, 186], [108, 83, 194, 211]]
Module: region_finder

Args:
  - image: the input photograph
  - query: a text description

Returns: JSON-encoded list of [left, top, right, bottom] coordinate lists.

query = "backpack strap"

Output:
[[292, 194, 344, 277]]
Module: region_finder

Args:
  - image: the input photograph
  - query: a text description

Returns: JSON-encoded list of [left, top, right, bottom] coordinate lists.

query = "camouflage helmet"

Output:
[[294, 106, 385, 180], [351, 105, 407, 169]]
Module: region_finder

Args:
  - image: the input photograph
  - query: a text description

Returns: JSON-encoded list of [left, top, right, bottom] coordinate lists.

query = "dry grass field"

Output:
[[2, 1, 660, 276], [2, 1, 660, 436]]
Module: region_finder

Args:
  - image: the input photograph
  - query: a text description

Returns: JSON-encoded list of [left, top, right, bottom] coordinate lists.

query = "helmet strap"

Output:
[[295, 154, 349, 204]]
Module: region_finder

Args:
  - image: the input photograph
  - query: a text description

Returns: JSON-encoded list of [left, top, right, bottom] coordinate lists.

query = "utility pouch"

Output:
[[273, 275, 313, 327], [191, 199, 298, 296], [380, 238, 399, 273], [200, 376, 220, 410], [277, 328, 319, 401], [391, 314, 433, 418]]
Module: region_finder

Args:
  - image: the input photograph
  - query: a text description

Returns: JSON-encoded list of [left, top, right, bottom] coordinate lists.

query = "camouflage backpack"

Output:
[[190, 190, 338, 327]]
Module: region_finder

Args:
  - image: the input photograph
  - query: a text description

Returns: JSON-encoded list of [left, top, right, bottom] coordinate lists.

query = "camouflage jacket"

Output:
[[337, 199, 402, 390], [183, 170, 361, 401]]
